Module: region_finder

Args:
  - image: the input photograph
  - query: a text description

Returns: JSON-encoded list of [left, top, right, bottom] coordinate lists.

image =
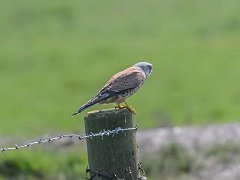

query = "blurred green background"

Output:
[[0, 0, 240, 179]]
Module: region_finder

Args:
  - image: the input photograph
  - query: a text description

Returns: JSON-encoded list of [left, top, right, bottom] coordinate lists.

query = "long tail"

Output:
[[70, 91, 116, 118], [70, 100, 97, 117]]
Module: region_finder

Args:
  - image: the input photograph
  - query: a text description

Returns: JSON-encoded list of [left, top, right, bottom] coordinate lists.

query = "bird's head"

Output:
[[134, 62, 153, 77]]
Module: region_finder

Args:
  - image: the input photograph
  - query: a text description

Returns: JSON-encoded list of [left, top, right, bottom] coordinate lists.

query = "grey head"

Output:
[[134, 61, 153, 77]]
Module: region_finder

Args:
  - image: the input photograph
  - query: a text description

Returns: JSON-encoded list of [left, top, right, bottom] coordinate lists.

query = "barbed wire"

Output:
[[0, 126, 138, 153], [86, 163, 147, 180]]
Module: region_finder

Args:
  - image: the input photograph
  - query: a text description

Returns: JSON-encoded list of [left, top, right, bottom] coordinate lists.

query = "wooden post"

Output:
[[84, 108, 138, 180]]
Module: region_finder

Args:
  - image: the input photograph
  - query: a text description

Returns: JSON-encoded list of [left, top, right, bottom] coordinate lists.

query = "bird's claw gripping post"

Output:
[[116, 104, 136, 114]]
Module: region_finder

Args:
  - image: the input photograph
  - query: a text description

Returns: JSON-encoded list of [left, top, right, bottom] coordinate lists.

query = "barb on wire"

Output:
[[0, 126, 137, 153], [138, 162, 147, 180], [85, 166, 136, 180], [86, 168, 120, 180]]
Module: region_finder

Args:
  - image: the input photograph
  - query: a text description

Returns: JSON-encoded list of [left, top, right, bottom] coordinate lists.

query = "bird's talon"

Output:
[[115, 105, 124, 109], [116, 105, 136, 114], [127, 106, 136, 114]]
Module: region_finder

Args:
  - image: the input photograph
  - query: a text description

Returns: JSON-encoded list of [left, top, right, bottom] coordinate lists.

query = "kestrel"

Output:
[[70, 62, 153, 117]]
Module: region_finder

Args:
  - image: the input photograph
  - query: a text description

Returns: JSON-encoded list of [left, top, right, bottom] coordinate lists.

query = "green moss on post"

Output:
[[84, 108, 138, 180]]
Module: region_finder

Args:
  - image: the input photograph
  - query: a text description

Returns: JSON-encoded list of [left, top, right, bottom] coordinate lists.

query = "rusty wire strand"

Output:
[[0, 127, 137, 153]]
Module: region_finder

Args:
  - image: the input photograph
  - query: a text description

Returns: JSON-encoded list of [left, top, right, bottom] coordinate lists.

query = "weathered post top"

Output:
[[84, 108, 138, 180]]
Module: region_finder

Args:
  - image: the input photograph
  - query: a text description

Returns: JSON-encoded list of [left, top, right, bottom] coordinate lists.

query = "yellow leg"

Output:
[[124, 101, 136, 114], [116, 104, 124, 109], [115, 101, 136, 114]]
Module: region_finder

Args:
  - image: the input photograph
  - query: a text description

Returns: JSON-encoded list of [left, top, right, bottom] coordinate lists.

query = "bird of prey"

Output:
[[70, 62, 153, 117]]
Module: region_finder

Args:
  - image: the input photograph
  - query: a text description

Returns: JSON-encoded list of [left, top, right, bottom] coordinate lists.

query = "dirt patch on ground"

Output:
[[138, 123, 240, 153]]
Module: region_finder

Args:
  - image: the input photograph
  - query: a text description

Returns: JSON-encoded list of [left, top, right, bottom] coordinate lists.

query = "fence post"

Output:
[[84, 108, 138, 180]]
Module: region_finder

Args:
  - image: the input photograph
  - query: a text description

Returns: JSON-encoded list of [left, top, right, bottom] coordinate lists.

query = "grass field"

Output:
[[0, 0, 240, 179], [1, 0, 240, 136]]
